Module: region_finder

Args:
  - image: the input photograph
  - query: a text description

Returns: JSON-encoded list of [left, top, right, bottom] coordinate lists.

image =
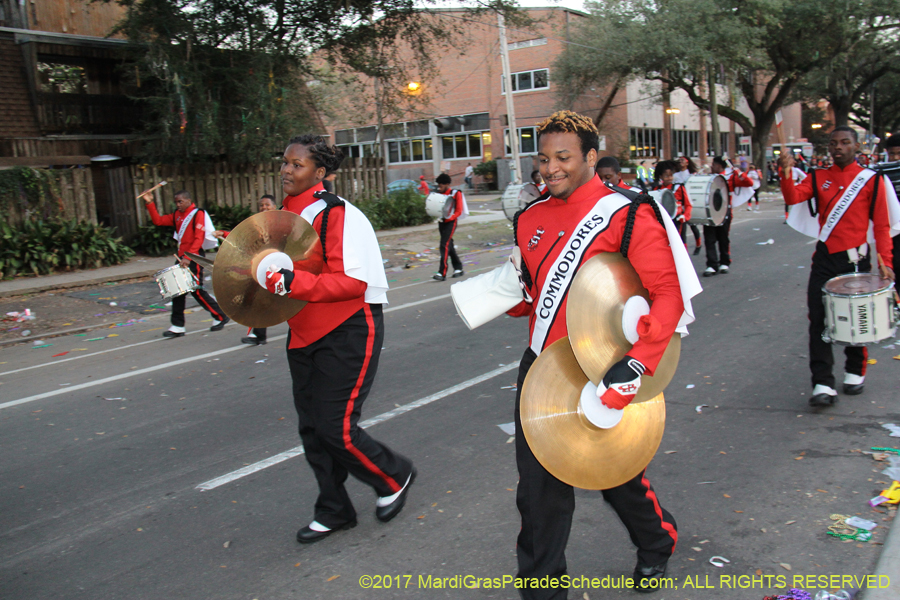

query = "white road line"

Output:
[[196, 360, 520, 491], [0, 293, 458, 410], [0, 320, 239, 377]]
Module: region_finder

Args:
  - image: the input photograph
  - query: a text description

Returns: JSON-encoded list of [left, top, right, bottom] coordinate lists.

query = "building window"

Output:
[[504, 127, 538, 155], [339, 143, 376, 158], [672, 130, 700, 158], [501, 69, 549, 94], [705, 132, 730, 156], [441, 132, 483, 160], [629, 127, 663, 158], [508, 38, 547, 51], [387, 138, 433, 164]]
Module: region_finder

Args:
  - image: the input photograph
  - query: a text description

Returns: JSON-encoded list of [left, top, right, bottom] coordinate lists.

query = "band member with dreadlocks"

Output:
[[506, 111, 700, 597], [263, 134, 416, 544]]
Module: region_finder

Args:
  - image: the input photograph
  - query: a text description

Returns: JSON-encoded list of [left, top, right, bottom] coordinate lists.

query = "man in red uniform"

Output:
[[875, 134, 900, 278], [653, 160, 693, 244], [263, 134, 415, 543], [780, 126, 896, 407], [508, 111, 686, 597], [142, 190, 228, 337], [417, 175, 430, 196], [432, 173, 466, 281], [703, 156, 753, 277]]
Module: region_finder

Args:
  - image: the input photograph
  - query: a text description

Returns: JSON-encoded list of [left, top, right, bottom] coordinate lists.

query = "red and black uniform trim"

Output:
[[780, 162, 892, 389], [507, 175, 679, 597], [437, 188, 465, 277], [146, 203, 225, 325], [282, 183, 412, 527]]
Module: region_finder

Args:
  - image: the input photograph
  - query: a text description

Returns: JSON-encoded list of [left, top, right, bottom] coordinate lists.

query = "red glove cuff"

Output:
[[636, 314, 663, 342]]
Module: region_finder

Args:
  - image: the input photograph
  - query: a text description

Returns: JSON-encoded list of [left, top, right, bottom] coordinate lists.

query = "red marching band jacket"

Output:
[[146, 202, 206, 258]]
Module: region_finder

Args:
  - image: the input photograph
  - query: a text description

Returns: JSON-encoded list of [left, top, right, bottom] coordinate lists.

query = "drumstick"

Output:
[[137, 181, 167, 200]]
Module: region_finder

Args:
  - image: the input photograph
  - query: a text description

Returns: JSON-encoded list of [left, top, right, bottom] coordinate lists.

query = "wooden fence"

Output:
[[131, 157, 387, 221], [0, 166, 96, 227], [130, 161, 283, 224], [334, 157, 387, 202]]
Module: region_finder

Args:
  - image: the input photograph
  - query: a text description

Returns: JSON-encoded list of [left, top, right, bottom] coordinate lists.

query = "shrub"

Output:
[[206, 204, 253, 231], [0, 218, 134, 279], [355, 188, 433, 230], [131, 224, 178, 257]]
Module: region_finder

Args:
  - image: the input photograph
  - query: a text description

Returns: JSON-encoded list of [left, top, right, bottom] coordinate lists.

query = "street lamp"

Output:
[[811, 123, 822, 129], [665, 108, 680, 114], [407, 81, 421, 93]]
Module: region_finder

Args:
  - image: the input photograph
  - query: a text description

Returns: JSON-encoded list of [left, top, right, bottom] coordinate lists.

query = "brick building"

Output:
[[325, 6, 804, 187]]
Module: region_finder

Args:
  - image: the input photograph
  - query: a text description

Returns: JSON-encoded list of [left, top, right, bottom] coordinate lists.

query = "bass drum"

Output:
[[647, 189, 677, 219], [685, 174, 729, 226], [502, 183, 543, 221], [425, 193, 454, 219]]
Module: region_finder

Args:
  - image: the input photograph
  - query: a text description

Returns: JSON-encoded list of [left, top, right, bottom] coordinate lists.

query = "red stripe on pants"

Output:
[[641, 472, 678, 549], [342, 304, 402, 493]]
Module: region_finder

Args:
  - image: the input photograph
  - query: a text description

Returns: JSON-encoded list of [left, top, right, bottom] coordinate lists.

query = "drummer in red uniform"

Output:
[[142, 190, 229, 337], [652, 160, 692, 245], [779, 126, 897, 407]]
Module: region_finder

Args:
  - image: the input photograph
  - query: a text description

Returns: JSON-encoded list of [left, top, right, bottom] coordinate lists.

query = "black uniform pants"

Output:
[[514, 348, 678, 600], [171, 254, 225, 327], [703, 209, 732, 270], [250, 328, 267, 341], [287, 304, 413, 528], [438, 219, 463, 277], [807, 242, 869, 389]]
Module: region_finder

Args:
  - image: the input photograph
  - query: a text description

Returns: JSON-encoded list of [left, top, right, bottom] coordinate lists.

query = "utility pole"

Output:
[[498, 13, 521, 185]]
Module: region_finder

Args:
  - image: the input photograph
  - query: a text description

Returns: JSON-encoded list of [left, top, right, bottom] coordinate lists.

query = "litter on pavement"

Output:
[[881, 424, 900, 437], [497, 422, 516, 436], [708, 556, 730, 567]]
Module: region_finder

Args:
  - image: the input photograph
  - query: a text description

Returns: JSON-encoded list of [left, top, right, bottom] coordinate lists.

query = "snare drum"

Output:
[[648, 189, 677, 219], [685, 174, 729, 226], [822, 273, 898, 345], [425, 193, 454, 219], [155, 265, 199, 299]]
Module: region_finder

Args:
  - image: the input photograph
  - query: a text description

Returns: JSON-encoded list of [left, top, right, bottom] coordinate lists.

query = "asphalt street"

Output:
[[1, 200, 899, 600]]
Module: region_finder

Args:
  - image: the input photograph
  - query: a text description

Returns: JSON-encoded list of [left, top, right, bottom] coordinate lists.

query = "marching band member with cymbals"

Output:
[[507, 111, 699, 597], [780, 126, 898, 407], [142, 189, 228, 337], [263, 134, 416, 544]]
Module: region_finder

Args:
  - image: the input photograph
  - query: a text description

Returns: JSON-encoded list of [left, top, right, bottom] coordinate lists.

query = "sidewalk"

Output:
[[0, 210, 509, 299]]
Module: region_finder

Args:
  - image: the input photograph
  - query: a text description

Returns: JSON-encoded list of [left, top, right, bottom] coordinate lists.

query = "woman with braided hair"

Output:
[[262, 134, 416, 544], [506, 111, 700, 597]]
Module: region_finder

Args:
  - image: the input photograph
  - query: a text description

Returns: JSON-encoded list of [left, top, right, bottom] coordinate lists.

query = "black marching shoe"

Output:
[[162, 329, 185, 338], [210, 317, 230, 332], [842, 374, 864, 395], [375, 467, 417, 523], [693, 245, 702, 256], [451, 269, 465, 278], [809, 385, 838, 407], [296, 520, 357, 544], [432, 273, 446, 282], [241, 336, 266, 345], [631, 560, 668, 593]]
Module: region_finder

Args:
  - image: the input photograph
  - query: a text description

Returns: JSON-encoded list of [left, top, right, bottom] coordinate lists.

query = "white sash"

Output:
[[531, 194, 631, 354], [172, 208, 219, 250], [819, 169, 876, 243], [297, 197, 389, 305], [174, 208, 198, 243]]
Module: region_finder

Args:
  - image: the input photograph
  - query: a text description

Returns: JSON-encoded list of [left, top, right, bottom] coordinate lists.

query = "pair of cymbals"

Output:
[[208, 211, 323, 328], [519, 253, 680, 490]]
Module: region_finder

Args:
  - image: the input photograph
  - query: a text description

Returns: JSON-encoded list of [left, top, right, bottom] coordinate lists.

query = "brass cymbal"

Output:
[[566, 253, 681, 403], [520, 337, 666, 490], [212, 210, 323, 328]]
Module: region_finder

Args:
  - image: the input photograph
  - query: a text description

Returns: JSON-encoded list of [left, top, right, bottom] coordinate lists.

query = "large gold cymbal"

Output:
[[520, 337, 666, 490], [212, 210, 323, 328], [567, 253, 680, 403]]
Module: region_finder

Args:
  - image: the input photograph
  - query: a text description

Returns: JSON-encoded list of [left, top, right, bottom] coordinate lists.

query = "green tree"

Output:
[[554, 0, 900, 170]]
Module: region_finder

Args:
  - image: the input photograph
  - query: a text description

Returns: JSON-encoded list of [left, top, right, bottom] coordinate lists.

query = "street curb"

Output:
[[0, 268, 161, 300], [861, 511, 899, 600], [0, 308, 200, 348], [0, 215, 510, 299]]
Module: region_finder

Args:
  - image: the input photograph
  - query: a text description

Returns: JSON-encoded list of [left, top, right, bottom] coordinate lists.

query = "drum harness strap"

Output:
[[512, 191, 551, 290], [312, 190, 345, 265], [806, 168, 880, 271], [604, 182, 666, 259]]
